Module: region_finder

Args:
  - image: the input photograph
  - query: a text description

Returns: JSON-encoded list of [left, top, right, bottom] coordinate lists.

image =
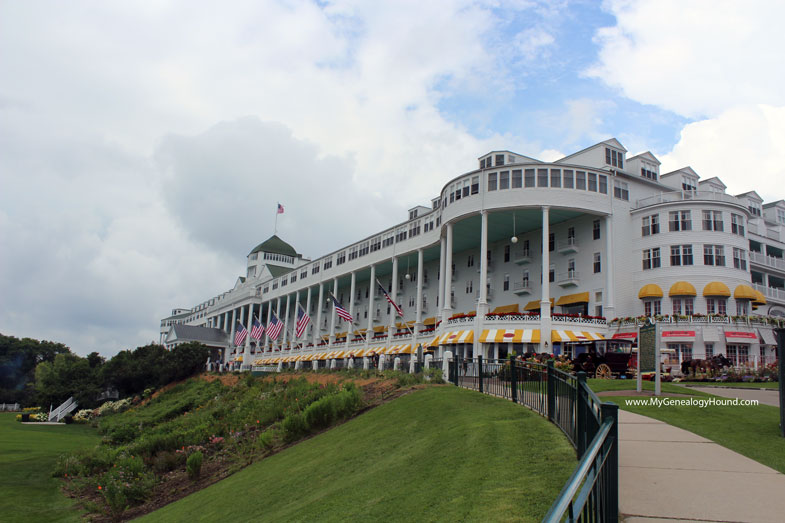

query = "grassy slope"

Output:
[[678, 381, 779, 389], [0, 413, 99, 522], [142, 387, 576, 522], [586, 380, 785, 473]]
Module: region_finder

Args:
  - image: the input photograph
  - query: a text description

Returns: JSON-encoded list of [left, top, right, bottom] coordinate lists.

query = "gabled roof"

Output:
[[166, 325, 228, 345], [267, 264, 293, 278], [555, 137, 627, 164], [736, 190, 763, 202], [478, 150, 542, 163], [626, 151, 661, 165], [249, 235, 299, 257], [763, 199, 785, 208], [699, 176, 726, 190], [233, 276, 246, 289], [661, 166, 699, 179]]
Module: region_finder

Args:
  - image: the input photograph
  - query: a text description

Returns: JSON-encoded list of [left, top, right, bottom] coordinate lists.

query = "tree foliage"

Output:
[[0, 334, 70, 404]]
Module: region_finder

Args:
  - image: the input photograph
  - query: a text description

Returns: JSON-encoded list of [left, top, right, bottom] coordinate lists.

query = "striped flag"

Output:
[[234, 321, 248, 346], [277, 203, 284, 214], [377, 280, 404, 317], [331, 295, 353, 323], [294, 303, 311, 338], [266, 311, 284, 340], [250, 315, 264, 339]]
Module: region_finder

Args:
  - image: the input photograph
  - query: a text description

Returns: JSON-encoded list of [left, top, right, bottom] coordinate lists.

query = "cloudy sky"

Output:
[[1, 0, 784, 356]]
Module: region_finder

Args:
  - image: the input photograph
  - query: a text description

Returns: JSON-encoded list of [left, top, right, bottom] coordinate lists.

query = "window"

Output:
[[499, 171, 510, 190], [672, 298, 682, 315], [550, 169, 561, 187], [599, 174, 608, 194], [643, 248, 661, 270], [467, 254, 474, 267], [733, 248, 747, 270], [704, 343, 714, 358], [684, 298, 694, 315], [736, 300, 749, 315], [642, 215, 660, 236], [272, 281, 278, 290], [522, 270, 529, 288], [549, 265, 555, 282], [290, 273, 296, 283], [563, 170, 574, 188], [778, 209, 785, 225], [504, 245, 510, 263], [593, 252, 601, 273], [567, 227, 575, 242], [576, 171, 586, 190], [503, 274, 510, 291], [702, 210, 724, 231], [567, 259, 576, 278], [605, 148, 623, 168], [524, 169, 535, 187], [644, 299, 661, 316], [312, 264, 320, 275], [669, 210, 692, 231], [462, 179, 470, 198], [549, 232, 555, 252], [522, 239, 530, 257], [300, 270, 307, 279], [337, 251, 346, 265], [593, 219, 601, 240], [670, 245, 693, 266], [495, 154, 504, 166], [466, 280, 473, 294], [731, 214, 745, 235], [682, 176, 697, 192], [538, 168, 548, 187], [488, 173, 497, 191], [748, 203, 762, 216], [323, 258, 332, 270], [471, 176, 479, 194], [641, 166, 657, 180], [511, 170, 522, 188], [706, 298, 727, 315], [703, 245, 725, 266], [613, 180, 629, 200], [588, 172, 597, 192]]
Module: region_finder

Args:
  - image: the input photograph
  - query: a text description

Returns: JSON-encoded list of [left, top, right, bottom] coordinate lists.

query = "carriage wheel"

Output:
[[595, 363, 612, 379]]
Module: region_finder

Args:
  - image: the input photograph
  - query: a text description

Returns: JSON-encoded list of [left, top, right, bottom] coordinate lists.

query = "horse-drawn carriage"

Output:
[[571, 344, 634, 379]]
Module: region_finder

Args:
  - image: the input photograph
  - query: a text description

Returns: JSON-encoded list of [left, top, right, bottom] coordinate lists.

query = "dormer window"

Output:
[[495, 154, 505, 166], [640, 162, 658, 181], [748, 202, 762, 216], [605, 147, 624, 169], [777, 208, 785, 224], [681, 176, 697, 192]]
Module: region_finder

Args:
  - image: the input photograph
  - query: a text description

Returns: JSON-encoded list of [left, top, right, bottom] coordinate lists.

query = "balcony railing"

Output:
[[557, 238, 579, 254], [750, 251, 785, 272], [609, 314, 784, 327], [513, 281, 532, 295], [557, 271, 580, 287], [514, 248, 533, 265], [753, 283, 785, 302], [634, 190, 745, 210]]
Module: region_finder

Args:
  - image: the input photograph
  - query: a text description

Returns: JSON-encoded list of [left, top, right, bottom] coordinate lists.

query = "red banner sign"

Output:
[[612, 332, 637, 340], [724, 331, 757, 339], [661, 330, 695, 338]]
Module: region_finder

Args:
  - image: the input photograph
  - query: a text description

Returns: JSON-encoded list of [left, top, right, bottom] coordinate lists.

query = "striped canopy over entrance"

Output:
[[551, 331, 605, 342], [440, 330, 474, 344], [479, 329, 540, 343]]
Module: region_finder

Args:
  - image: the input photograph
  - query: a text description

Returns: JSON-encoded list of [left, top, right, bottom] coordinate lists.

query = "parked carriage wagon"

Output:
[[571, 344, 634, 379]]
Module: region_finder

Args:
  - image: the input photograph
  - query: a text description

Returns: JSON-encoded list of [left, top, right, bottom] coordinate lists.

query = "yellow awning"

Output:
[[332, 350, 346, 359], [388, 344, 411, 355], [753, 289, 766, 305], [638, 284, 664, 299], [335, 332, 347, 338], [703, 281, 731, 297], [424, 335, 441, 348], [321, 334, 330, 341], [524, 298, 554, 311], [353, 329, 367, 335], [395, 321, 415, 329], [399, 344, 416, 354], [734, 284, 757, 300], [440, 330, 474, 345], [423, 317, 437, 326], [551, 331, 606, 342], [375, 346, 390, 354], [479, 329, 540, 343], [555, 292, 590, 306], [373, 325, 388, 333], [235, 356, 243, 362], [669, 281, 696, 297], [491, 304, 520, 314]]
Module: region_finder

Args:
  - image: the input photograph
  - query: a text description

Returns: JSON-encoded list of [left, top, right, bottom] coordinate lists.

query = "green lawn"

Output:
[[141, 386, 576, 522], [678, 381, 780, 390], [0, 413, 99, 522], [587, 378, 709, 396]]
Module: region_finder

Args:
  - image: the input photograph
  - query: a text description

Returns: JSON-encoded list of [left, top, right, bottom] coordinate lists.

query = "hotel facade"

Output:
[[161, 138, 785, 372]]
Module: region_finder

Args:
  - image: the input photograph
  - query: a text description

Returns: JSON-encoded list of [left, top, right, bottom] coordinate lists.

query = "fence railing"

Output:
[[436, 356, 619, 522], [0, 403, 20, 411]]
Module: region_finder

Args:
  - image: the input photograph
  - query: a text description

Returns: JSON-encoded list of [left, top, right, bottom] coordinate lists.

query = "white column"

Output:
[[442, 223, 454, 324], [541, 206, 551, 353], [293, 291, 301, 350], [346, 272, 356, 350], [388, 256, 398, 345], [244, 304, 253, 355], [329, 278, 338, 345], [478, 210, 489, 314], [274, 297, 281, 351], [238, 305, 246, 367], [264, 302, 272, 352], [438, 236, 446, 322], [314, 282, 324, 347], [604, 215, 615, 321], [366, 265, 376, 349], [414, 249, 424, 350], [282, 294, 291, 348], [305, 287, 312, 346]]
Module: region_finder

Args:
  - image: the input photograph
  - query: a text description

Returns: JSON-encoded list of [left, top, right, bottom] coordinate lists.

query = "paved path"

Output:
[[689, 386, 780, 407], [619, 410, 785, 522]]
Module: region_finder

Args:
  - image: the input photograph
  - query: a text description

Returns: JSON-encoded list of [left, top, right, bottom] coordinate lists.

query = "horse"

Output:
[[680, 358, 707, 376]]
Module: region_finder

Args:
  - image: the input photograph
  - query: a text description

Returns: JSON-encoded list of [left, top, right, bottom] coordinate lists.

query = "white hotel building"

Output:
[[161, 138, 785, 371]]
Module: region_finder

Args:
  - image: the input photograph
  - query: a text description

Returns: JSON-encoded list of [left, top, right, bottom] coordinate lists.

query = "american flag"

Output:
[[331, 295, 353, 322], [277, 203, 284, 214], [377, 280, 404, 317], [234, 321, 248, 346], [294, 303, 311, 338], [267, 311, 284, 340], [250, 315, 264, 339]]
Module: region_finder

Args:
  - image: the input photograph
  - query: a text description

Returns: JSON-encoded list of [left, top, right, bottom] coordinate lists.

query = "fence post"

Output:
[[601, 402, 619, 523], [547, 360, 556, 422], [452, 356, 459, 386], [510, 355, 517, 404], [577, 371, 587, 458], [777, 328, 784, 438], [478, 355, 484, 393]]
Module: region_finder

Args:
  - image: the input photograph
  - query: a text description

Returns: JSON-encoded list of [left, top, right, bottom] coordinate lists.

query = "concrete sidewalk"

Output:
[[688, 386, 780, 407], [619, 410, 785, 522]]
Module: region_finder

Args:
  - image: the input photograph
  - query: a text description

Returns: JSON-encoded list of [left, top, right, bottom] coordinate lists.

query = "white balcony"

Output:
[[557, 271, 580, 287], [750, 251, 785, 272], [558, 238, 579, 254], [514, 249, 533, 265], [753, 283, 785, 302], [475, 289, 494, 302], [513, 281, 532, 295]]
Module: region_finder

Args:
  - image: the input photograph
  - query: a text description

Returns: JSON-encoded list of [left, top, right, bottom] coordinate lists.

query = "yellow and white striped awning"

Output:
[[440, 330, 474, 345], [387, 344, 412, 355], [551, 331, 606, 342], [479, 329, 541, 343]]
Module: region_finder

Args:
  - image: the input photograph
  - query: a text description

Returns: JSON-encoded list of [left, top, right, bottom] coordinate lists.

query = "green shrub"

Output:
[[186, 451, 203, 480], [282, 412, 307, 442], [303, 396, 336, 431], [100, 479, 129, 522], [150, 450, 186, 474]]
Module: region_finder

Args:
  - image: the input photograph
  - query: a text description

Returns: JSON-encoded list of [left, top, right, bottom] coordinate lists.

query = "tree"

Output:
[[0, 334, 70, 404], [34, 353, 101, 409]]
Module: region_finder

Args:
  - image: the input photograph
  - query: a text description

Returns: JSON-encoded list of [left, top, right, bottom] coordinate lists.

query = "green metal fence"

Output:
[[434, 355, 619, 522]]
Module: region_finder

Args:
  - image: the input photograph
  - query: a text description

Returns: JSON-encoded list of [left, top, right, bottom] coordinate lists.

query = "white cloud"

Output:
[[587, 0, 785, 119], [659, 104, 785, 201]]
